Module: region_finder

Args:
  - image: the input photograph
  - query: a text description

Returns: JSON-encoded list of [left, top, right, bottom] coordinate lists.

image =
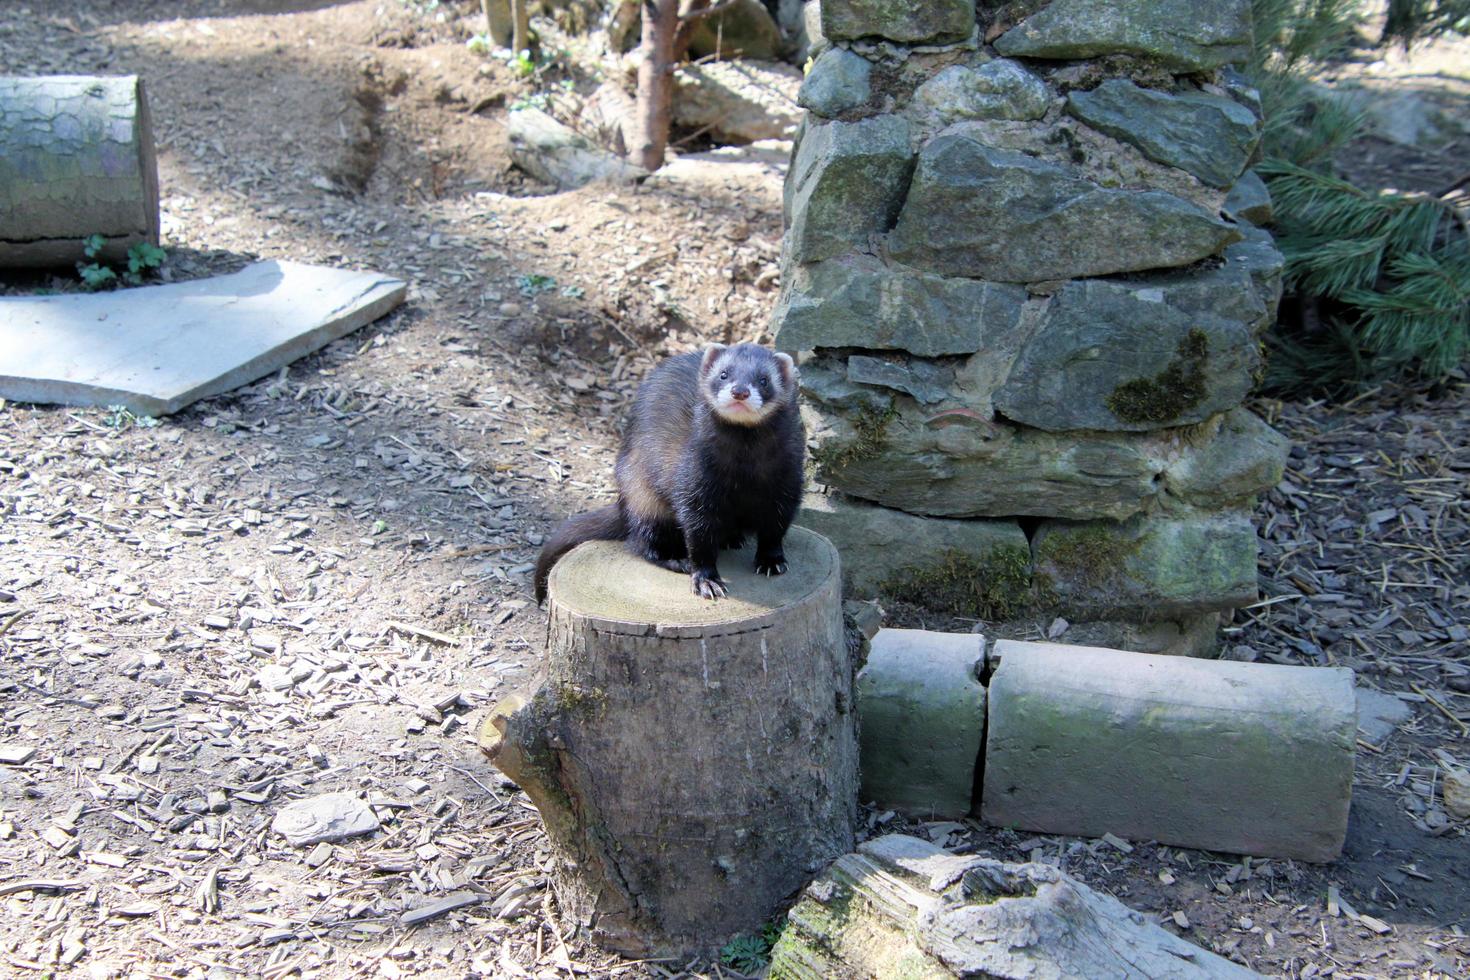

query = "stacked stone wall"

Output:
[[781, 0, 1291, 648]]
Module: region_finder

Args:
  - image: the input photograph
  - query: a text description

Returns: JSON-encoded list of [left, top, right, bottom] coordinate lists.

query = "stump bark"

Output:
[[0, 75, 160, 268], [480, 526, 855, 956]]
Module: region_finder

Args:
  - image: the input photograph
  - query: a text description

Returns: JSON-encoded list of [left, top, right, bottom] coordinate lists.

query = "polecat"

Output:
[[534, 343, 805, 602]]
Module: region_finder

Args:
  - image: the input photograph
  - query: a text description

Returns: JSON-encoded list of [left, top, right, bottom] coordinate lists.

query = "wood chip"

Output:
[[400, 890, 482, 927], [0, 745, 36, 765]]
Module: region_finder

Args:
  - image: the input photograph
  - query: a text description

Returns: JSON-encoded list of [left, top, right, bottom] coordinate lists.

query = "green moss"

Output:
[[1105, 328, 1210, 425], [554, 683, 607, 713], [1034, 524, 1143, 601], [880, 544, 1033, 621], [813, 401, 898, 472]]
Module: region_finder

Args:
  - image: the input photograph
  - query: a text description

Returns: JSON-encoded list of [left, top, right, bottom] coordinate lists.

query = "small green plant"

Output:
[[125, 242, 167, 283], [719, 922, 782, 974], [77, 234, 117, 290], [511, 49, 536, 78], [559, 283, 585, 299], [516, 273, 557, 296], [466, 32, 491, 55], [76, 235, 167, 290], [103, 405, 161, 429]]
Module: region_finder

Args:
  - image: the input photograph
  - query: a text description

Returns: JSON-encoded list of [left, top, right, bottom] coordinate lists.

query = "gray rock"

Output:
[[1036, 614, 1222, 660], [686, 0, 783, 60], [1166, 408, 1289, 509], [1032, 511, 1259, 619], [909, 60, 1051, 128], [805, 394, 1284, 520], [1223, 224, 1286, 329], [798, 47, 873, 117], [797, 491, 1029, 600], [994, 0, 1252, 71], [993, 272, 1263, 431], [1224, 168, 1274, 225], [822, 0, 975, 45], [857, 630, 986, 817], [772, 252, 1028, 357], [673, 60, 803, 144], [1356, 688, 1412, 745], [1066, 80, 1260, 188], [888, 136, 1241, 282], [272, 792, 381, 847], [507, 108, 646, 189], [846, 355, 953, 405], [784, 115, 914, 263], [982, 640, 1356, 863]]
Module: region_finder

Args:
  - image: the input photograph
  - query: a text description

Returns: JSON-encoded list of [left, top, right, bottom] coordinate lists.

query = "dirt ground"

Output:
[[0, 2, 1466, 978]]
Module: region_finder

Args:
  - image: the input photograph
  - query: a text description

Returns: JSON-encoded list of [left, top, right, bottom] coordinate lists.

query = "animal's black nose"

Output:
[[731, 385, 750, 401]]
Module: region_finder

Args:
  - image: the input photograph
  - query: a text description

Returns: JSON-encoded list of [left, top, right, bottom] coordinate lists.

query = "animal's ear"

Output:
[[700, 344, 728, 375], [774, 351, 798, 387]]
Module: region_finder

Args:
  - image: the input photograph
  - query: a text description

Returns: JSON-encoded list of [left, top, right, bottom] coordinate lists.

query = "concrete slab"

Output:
[[0, 260, 406, 416], [982, 639, 1356, 863]]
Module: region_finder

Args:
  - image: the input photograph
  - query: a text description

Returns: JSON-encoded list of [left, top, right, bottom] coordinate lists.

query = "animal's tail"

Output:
[[533, 504, 625, 603]]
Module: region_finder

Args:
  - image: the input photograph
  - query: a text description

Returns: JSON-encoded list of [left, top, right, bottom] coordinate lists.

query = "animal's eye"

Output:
[[719, 370, 728, 380], [759, 378, 771, 390]]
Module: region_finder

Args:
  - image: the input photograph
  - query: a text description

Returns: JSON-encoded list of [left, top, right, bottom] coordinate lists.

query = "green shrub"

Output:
[[1249, 0, 1470, 395]]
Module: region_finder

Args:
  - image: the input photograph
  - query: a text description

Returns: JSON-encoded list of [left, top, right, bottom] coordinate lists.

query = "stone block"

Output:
[[797, 491, 1030, 615], [888, 136, 1240, 282], [772, 252, 1028, 357], [784, 115, 914, 264], [685, 0, 782, 59], [908, 60, 1051, 130], [822, 0, 976, 45], [806, 397, 1286, 521], [673, 60, 803, 144], [1042, 614, 1222, 660], [981, 640, 1356, 862], [1167, 408, 1289, 510], [993, 273, 1263, 431], [1224, 169, 1274, 225], [856, 629, 986, 817], [798, 47, 873, 118], [1066, 80, 1260, 188], [1033, 512, 1259, 619], [994, 0, 1253, 71]]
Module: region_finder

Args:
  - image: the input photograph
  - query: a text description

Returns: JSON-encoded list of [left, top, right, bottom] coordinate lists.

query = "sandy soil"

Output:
[[0, 2, 1466, 978]]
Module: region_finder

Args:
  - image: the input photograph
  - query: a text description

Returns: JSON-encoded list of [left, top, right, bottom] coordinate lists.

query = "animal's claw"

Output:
[[692, 570, 728, 599], [754, 555, 788, 576]]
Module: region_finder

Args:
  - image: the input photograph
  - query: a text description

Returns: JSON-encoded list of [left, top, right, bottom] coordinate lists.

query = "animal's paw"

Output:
[[691, 569, 728, 600], [755, 553, 788, 577], [723, 532, 746, 550]]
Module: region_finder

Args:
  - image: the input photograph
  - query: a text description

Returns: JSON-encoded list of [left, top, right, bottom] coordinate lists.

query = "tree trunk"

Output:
[[482, 0, 513, 47], [630, 0, 681, 171], [479, 527, 856, 957], [0, 75, 160, 269], [771, 835, 1260, 979], [511, 0, 530, 55]]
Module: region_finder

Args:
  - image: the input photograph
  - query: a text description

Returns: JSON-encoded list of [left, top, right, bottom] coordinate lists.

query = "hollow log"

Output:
[[480, 526, 855, 956], [0, 75, 160, 269]]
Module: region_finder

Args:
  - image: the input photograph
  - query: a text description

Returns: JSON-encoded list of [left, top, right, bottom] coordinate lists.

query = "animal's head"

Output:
[[699, 343, 798, 426]]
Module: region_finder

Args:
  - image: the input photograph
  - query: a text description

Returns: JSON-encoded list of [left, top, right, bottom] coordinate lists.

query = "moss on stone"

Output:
[[881, 544, 1033, 620], [1105, 328, 1210, 425], [1035, 524, 1142, 594], [813, 401, 898, 472]]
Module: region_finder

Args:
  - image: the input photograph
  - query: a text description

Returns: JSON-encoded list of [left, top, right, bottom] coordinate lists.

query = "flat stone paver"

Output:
[[0, 260, 406, 416]]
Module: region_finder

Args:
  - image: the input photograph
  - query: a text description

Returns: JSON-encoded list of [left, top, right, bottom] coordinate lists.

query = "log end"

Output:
[[548, 525, 839, 635]]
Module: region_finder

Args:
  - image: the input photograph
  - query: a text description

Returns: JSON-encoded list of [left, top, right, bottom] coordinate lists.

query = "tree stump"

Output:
[[480, 526, 855, 956], [0, 76, 160, 268]]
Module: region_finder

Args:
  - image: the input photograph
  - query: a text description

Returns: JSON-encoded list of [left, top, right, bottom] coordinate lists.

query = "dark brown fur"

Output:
[[534, 343, 805, 601]]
